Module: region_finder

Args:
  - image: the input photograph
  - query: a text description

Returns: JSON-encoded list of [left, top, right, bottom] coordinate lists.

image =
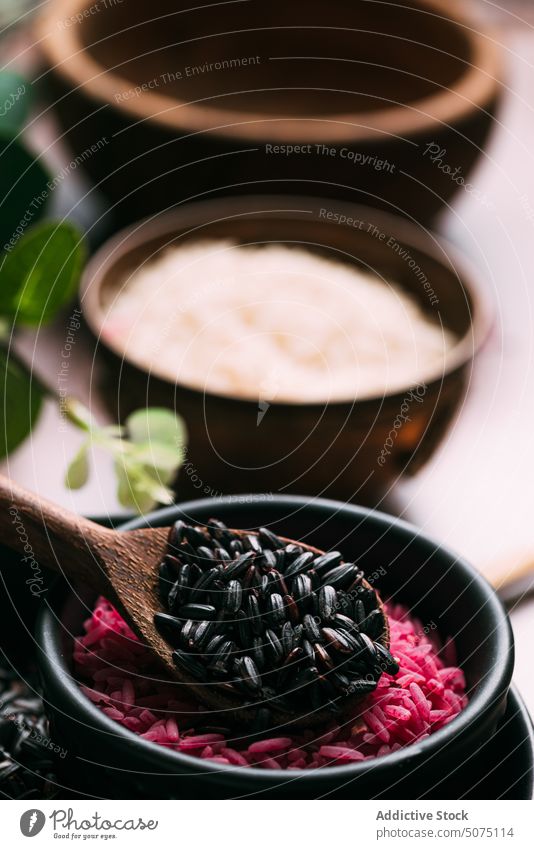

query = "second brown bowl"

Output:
[[36, 0, 501, 225], [80, 195, 491, 502]]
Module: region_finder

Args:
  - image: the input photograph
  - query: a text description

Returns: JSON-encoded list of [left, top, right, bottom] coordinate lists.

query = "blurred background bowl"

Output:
[[36, 0, 501, 226], [35, 495, 514, 799], [80, 195, 492, 503]]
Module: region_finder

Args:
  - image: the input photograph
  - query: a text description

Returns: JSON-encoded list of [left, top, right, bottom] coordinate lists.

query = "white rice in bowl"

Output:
[[101, 241, 455, 402]]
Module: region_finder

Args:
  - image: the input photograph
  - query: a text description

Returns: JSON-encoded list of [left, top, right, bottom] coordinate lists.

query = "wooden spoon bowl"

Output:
[[0, 474, 388, 728]]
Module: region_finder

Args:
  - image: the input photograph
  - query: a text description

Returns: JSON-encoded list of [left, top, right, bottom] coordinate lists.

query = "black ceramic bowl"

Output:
[[37, 0, 501, 225], [36, 496, 514, 799]]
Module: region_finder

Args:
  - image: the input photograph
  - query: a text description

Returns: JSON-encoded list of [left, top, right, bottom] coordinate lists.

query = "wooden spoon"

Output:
[[0, 474, 388, 728]]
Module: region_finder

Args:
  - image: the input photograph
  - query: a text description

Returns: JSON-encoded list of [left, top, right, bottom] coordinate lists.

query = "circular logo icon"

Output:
[[20, 810, 46, 837]]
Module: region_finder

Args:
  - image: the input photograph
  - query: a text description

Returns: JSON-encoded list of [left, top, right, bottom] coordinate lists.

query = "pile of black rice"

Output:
[[156, 519, 398, 714]]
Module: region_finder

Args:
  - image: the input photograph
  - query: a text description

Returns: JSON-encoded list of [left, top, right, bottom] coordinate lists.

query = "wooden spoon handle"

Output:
[[485, 548, 534, 599], [0, 473, 111, 590]]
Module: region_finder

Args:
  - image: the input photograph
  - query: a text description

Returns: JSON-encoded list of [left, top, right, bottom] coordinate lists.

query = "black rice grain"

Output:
[[153, 613, 183, 646]]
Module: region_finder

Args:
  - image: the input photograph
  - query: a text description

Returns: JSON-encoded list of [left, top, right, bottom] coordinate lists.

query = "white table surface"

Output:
[[2, 22, 534, 719]]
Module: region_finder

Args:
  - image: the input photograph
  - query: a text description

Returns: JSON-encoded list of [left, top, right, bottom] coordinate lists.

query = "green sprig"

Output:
[[64, 400, 187, 513]]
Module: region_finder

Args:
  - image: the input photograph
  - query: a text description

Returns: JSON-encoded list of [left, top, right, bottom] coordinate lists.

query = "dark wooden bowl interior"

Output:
[[81, 0, 470, 118], [80, 198, 490, 500]]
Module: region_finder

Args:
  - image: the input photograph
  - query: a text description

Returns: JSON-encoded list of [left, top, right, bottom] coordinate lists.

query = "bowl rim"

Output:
[[36, 494, 514, 788], [79, 194, 494, 406], [36, 0, 501, 144]]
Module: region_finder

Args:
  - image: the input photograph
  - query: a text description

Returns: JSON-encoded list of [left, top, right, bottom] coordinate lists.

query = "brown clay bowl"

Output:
[[35, 0, 501, 225], [79, 194, 492, 502]]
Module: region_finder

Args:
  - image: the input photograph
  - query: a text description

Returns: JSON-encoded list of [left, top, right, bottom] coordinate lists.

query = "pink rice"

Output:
[[74, 598, 467, 770]]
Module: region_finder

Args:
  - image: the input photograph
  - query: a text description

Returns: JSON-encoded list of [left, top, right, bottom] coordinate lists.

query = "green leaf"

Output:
[[102, 425, 124, 438], [114, 457, 173, 513], [0, 346, 43, 458], [0, 138, 51, 250], [0, 2, 36, 32], [0, 72, 31, 137], [115, 460, 142, 511], [65, 441, 89, 489], [62, 402, 185, 512], [119, 408, 186, 512], [126, 407, 187, 453], [0, 221, 86, 325]]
